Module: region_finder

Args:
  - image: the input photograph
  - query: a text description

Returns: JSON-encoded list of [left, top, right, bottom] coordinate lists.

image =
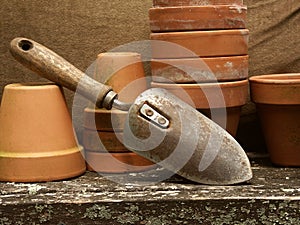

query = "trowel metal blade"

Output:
[[123, 88, 252, 185]]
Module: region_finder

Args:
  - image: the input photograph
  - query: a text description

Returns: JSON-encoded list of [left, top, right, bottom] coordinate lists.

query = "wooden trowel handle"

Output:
[[9, 37, 117, 109]]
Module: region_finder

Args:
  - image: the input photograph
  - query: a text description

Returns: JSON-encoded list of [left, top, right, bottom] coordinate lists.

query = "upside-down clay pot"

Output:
[[93, 52, 147, 103], [250, 74, 300, 166], [84, 52, 152, 173], [151, 80, 248, 136], [149, 5, 247, 32], [152, 0, 244, 7], [151, 56, 248, 83], [85, 152, 155, 173], [0, 83, 86, 182], [150, 29, 249, 58]]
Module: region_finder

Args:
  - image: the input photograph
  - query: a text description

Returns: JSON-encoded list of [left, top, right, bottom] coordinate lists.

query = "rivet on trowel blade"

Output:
[[140, 104, 169, 129]]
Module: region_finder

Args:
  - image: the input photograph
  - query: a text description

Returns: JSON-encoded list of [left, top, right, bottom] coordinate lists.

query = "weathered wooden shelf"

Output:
[[0, 154, 299, 224]]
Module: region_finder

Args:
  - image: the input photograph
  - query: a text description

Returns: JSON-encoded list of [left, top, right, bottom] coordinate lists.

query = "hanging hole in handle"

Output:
[[18, 40, 33, 51]]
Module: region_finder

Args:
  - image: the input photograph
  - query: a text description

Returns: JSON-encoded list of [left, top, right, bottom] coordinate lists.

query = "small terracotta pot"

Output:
[[93, 52, 147, 103], [84, 107, 127, 131], [150, 29, 249, 58], [149, 5, 247, 32], [153, 0, 243, 7], [85, 151, 155, 173], [0, 83, 86, 182], [249, 74, 300, 166], [83, 129, 129, 153], [151, 80, 248, 136], [151, 55, 248, 83]]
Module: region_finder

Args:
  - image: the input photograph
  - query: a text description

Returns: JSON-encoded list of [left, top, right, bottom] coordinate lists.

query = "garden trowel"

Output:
[[9, 37, 252, 185]]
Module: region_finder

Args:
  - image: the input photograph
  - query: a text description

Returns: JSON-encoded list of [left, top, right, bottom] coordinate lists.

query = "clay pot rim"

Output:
[[85, 151, 155, 173], [97, 52, 141, 57], [151, 29, 249, 37], [84, 107, 127, 115], [151, 80, 248, 107], [85, 151, 154, 165], [5, 82, 56, 89], [249, 74, 300, 85], [151, 79, 248, 89], [151, 55, 249, 62], [250, 74, 300, 105], [152, 0, 244, 7], [149, 5, 247, 10]]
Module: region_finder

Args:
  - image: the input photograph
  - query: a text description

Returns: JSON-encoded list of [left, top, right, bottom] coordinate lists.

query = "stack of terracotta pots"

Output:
[[149, 0, 249, 136], [0, 83, 86, 182], [83, 52, 154, 173]]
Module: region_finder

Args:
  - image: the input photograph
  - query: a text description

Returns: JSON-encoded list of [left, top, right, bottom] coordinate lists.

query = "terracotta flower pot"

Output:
[[93, 52, 147, 103], [249, 74, 300, 166], [150, 29, 249, 58], [153, 0, 243, 7], [83, 129, 129, 153], [0, 83, 86, 182], [83, 52, 151, 172], [149, 5, 247, 32], [85, 151, 155, 173], [151, 55, 248, 83], [84, 107, 127, 131], [151, 79, 248, 136]]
